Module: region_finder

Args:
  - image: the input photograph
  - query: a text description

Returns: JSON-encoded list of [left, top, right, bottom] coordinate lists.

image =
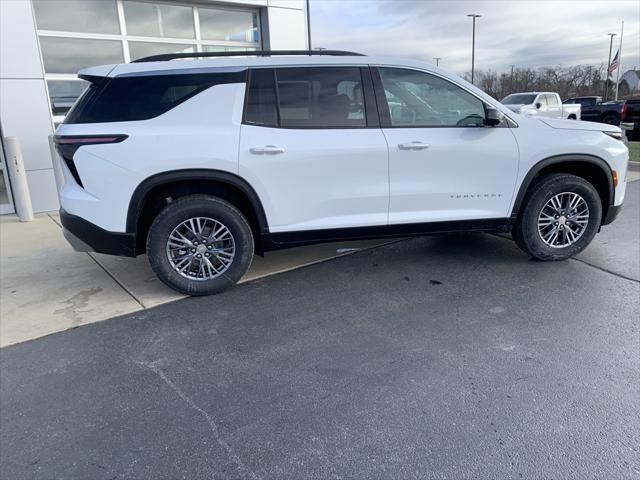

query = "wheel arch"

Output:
[[127, 169, 269, 255], [600, 111, 620, 123], [511, 154, 614, 222]]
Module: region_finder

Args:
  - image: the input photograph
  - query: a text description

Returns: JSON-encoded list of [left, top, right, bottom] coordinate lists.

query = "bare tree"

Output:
[[465, 64, 612, 100]]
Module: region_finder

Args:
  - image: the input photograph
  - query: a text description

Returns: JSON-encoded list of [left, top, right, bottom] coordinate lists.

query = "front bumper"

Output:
[[602, 204, 622, 226], [60, 208, 137, 257]]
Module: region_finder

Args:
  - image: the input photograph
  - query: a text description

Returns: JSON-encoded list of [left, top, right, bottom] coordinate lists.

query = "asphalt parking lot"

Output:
[[1, 181, 639, 480]]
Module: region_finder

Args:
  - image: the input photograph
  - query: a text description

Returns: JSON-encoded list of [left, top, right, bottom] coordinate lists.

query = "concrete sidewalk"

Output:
[[0, 214, 393, 347]]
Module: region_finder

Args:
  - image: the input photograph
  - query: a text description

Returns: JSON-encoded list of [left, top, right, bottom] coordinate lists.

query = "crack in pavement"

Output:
[[570, 257, 639, 284], [491, 233, 639, 284], [146, 362, 260, 480]]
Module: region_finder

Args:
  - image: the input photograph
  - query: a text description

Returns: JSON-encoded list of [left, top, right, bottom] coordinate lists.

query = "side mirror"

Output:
[[535, 102, 542, 109], [484, 106, 504, 126]]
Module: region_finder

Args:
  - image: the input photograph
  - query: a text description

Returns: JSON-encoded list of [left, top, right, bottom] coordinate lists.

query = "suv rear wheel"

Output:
[[147, 195, 254, 295], [512, 173, 602, 261]]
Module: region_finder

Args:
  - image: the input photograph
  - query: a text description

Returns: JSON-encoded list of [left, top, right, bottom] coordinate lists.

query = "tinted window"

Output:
[[379, 68, 485, 127], [275, 68, 366, 128], [65, 72, 243, 124], [245, 69, 278, 127], [578, 98, 598, 106]]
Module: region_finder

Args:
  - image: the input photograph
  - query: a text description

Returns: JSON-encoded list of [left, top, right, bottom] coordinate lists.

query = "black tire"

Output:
[[602, 114, 619, 125], [147, 195, 254, 295], [512, 173, 602, 261]]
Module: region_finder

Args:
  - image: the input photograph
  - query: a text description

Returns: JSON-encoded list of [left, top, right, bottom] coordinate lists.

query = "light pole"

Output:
[[433, 57, 441, 66], [305, 0, 312, 52], [467, 14, 481, 85], [603, 32, 616, 100]]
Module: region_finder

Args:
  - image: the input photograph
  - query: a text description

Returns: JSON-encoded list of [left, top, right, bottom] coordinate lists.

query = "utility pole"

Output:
[[433, 57, 441, 66], [603, 32, 616, 100], [305, 0, 312, 52], [467, 14, 481, 85]]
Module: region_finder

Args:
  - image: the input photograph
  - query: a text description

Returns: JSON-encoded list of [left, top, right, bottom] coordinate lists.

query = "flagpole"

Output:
[[615, 21, 624, 101], [604, 33, 616, 101]]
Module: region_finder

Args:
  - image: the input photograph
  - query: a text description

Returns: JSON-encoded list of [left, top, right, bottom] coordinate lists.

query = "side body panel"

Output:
[[239, 125, 390, 232], [383, 127, 520, 223]]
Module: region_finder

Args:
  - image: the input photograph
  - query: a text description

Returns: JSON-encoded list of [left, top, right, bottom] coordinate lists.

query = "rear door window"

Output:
[[244, 67, 368, 129], [276, 67, 366, 128]]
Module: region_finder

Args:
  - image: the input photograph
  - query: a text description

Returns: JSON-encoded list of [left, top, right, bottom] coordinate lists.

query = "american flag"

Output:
[[608, 50, 620, 77]]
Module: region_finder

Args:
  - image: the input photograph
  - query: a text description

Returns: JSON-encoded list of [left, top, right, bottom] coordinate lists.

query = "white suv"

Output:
[[55, 50, 628, 295]]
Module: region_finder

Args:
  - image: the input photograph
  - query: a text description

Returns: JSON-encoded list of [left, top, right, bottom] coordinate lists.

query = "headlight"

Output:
[[603, 131, 624, 141]]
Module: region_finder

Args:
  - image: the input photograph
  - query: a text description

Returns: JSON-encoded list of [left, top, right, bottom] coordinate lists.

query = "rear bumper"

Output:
[[60, 208, 137, 257], [602, 204, 622, 226]]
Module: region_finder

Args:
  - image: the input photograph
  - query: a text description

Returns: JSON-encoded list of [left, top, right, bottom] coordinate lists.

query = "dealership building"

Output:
[[0, 0, 306, 215]]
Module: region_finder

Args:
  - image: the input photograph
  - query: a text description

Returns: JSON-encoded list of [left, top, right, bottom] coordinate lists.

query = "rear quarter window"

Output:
[[65, 71, 246, 124]]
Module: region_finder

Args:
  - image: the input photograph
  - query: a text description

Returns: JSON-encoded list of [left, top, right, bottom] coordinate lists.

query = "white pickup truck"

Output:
[[501, 92, 581, 120]]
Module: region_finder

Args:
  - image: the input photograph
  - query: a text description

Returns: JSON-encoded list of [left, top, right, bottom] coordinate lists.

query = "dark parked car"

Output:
[[621, 99, 640, 141], [563, 96, 624, 125]]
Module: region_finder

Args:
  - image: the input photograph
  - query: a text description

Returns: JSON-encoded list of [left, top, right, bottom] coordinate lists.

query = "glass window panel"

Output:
[[65, 73, 229, 124], [124, 1, 194, 39], [245, 69, 278, 127], [202, 45, 258, 52], [39, 37, 124, 74], [0, 174, 9, 205], [46, 80, 89, 116], [32, 0, 119, 34], [275, 67, 366, 128], [128, 42, 195, 61], [199, 8, 258, 43], [379, 68, 485, 127]]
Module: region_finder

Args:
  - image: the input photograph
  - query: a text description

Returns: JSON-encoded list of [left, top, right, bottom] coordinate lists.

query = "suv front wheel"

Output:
[[512, 173, 602, 261], [147, 195, 254, 295]]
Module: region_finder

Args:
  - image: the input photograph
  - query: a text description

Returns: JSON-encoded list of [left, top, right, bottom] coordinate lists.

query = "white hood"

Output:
[[540, 118, 621, 133]]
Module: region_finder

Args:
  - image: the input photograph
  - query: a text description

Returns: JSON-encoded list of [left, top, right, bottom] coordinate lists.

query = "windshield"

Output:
[[502, 94, 537, 105]]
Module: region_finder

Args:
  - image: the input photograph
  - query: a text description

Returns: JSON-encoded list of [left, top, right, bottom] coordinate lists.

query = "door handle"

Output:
[[250, 145, 285, 155], [398, 141, 430, 151]]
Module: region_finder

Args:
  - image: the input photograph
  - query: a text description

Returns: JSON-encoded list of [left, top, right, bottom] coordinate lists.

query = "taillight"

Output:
[[621, 102, 627, 121], [53, 135, 127, 187]]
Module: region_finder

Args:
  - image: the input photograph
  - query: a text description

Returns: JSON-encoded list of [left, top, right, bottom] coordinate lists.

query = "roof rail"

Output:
[[132, 50, 366, 63]]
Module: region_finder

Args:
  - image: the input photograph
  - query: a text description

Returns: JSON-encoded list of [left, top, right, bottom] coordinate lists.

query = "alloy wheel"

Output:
[[537, 192, 589, 248], [166, 217, 235, 280]]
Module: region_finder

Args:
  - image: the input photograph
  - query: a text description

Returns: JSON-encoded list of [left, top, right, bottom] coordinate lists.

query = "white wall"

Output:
[[266, 2, 306, 50], [0, 0, 58, 212]]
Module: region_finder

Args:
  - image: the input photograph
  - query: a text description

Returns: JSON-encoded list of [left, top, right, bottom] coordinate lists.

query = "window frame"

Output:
[[242, 66, 380, 130], [370, 66, 505, 129]]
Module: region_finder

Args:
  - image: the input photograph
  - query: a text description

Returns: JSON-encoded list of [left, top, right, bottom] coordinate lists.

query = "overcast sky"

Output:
[[310, 0, 640, 75]]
